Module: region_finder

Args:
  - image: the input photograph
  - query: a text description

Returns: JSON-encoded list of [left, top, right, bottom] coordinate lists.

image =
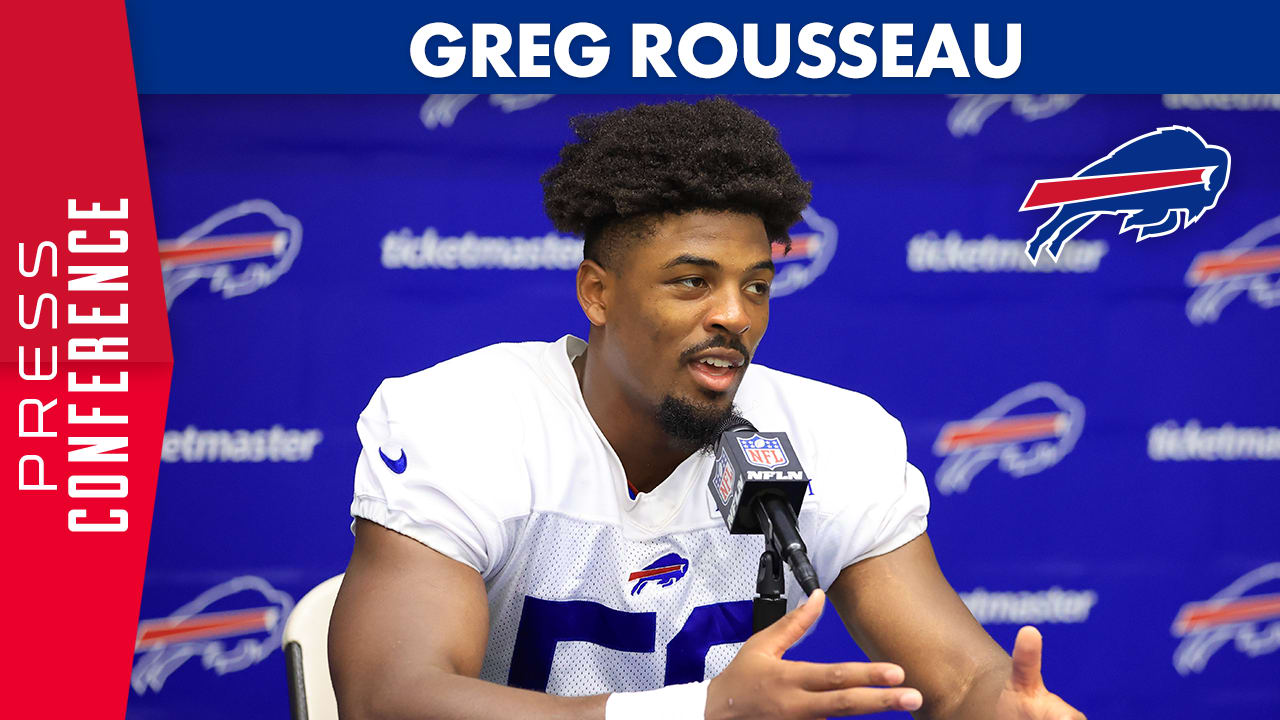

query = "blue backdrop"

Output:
[[130, 94, 1280, 719]]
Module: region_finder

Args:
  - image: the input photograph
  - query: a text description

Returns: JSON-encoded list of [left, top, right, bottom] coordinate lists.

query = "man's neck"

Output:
[[573, 346, 694, 494]]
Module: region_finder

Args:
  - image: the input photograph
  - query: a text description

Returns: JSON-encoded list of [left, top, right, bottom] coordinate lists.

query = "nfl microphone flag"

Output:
[[5, 2, 171, 719]]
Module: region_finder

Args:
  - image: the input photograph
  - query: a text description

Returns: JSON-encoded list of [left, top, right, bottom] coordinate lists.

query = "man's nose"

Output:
[[706, 288, 751, 336]]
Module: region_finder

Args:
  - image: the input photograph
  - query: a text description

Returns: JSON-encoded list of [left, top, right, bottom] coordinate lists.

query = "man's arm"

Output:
[[328, 518, 608, 720], [826, 532, 1085, 720], [330, 518, 925, 720]]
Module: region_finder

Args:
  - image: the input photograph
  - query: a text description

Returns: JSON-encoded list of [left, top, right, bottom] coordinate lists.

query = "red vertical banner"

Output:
[[4, 1, 171, 717]]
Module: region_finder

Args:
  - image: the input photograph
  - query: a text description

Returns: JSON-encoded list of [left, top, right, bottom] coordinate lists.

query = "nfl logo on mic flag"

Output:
[[738, 434, 789, 469]]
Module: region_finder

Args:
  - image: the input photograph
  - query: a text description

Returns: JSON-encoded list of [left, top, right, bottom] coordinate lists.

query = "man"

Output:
[[329, 98, 1085, 720]]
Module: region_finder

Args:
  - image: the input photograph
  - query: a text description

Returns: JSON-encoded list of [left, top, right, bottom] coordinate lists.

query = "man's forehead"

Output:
[[641, 211, 773, 266]]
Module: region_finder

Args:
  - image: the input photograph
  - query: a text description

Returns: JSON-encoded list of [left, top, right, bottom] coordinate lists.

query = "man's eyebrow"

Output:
[[750, 259, 776, 274], [662, 254, 719, 270]]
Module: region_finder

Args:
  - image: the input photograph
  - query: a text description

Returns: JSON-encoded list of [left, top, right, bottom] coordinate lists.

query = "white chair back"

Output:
[[282, 574, 345, 720]]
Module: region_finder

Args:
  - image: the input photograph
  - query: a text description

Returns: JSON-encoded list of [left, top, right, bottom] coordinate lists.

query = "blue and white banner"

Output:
[[125, 1, 1280, 93]]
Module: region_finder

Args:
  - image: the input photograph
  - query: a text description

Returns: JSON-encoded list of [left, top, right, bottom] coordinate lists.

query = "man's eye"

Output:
[[676, 277, 707, 289], [746, 281, 771, 296]]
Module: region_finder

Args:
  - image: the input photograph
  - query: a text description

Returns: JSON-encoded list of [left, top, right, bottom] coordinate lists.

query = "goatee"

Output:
[[656, 395, 746, 453]]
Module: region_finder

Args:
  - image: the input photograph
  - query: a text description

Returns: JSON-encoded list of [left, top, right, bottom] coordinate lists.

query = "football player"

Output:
[[330, 98, 1085, 720]]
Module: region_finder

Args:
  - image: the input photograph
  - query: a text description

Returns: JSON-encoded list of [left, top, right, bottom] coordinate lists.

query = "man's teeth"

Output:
[[700, 358, 735, 368]]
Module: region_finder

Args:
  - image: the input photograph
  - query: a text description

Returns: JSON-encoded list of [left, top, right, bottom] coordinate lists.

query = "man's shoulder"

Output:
[[741, 365, 925, 545], [354, 341, 564, 517], [358, 339, 581, 455], [740, 363, 899, 434], [374, 339, 562, 412]]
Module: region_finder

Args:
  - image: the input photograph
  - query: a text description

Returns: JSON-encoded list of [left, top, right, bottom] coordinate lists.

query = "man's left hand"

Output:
[[994, 626, 1087, 720]]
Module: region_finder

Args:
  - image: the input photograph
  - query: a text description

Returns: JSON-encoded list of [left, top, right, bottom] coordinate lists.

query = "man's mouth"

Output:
[[687, 353, 746, 393]]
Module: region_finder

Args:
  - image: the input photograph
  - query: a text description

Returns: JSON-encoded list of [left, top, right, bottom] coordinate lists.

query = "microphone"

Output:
[[708, 417, 820, 596]]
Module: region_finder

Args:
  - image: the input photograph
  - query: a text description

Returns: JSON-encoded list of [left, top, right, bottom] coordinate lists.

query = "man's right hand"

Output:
[[706, 590, 923, 719]]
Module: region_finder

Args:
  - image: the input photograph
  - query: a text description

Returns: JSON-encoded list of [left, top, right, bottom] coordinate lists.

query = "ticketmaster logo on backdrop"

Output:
[[1148, 420, 1280, 461], [960, 587, 1098, 624], [1163, 94, 1280, 110], [382, 228, 583, 270], [907, 231, 1108, 273], [162, 426, 324, 462]]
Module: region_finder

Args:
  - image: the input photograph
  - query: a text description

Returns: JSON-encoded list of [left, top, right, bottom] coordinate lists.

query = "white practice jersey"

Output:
[[351, 335, 929, 696]]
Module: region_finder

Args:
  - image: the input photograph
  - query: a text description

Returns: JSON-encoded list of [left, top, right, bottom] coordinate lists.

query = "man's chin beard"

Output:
[[656, 395, 743, 454]]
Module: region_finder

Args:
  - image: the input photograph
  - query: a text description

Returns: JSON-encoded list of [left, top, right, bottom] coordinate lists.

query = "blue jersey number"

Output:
[[508, 596, 752, 690]]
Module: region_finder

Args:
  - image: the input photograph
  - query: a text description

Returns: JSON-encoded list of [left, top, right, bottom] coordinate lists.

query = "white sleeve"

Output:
[[349, 376, 530, 580], [806, 403, 931, 589]]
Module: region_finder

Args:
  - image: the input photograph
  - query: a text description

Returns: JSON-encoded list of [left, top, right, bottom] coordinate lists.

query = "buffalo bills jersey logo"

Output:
[[738, 435, 788, 470], [628, 553, 689, 596], [1185, 213, 1280, 324], [1021, 126, 1230, 264], [933, 382, 1084, 495], [1172, 562, 1280, 675]]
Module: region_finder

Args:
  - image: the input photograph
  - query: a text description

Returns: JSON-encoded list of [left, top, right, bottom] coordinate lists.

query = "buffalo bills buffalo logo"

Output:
[[933, 382, 1085, 495], [1172, 562, 1280, 675], [772, 207, 838, 297], [1185, 213, 1280, 324], [132, 575, 294, 694], [159, 199, 302, 308], [628, 553, 690, 596], [1021, 126, 1230, 264]]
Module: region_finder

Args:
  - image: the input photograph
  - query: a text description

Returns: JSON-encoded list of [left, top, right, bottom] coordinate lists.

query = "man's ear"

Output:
[[576, 259, 610, 326]]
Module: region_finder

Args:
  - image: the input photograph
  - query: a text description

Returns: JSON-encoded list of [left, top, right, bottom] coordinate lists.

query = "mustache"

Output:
[[679, 335, 753, 366]]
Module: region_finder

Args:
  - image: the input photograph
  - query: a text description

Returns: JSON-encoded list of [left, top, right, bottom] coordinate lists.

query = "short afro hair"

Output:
[[541, 97, 812, 270]]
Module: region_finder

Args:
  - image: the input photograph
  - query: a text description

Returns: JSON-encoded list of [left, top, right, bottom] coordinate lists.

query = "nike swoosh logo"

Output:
[[379, 448, 407, 474]]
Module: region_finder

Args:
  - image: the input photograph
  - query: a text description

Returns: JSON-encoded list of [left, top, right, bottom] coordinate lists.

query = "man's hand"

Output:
[[993, 627, 1086, 720], [706, 589, 924, 720]]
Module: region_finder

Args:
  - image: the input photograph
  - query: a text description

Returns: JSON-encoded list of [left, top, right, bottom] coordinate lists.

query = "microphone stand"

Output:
[[753, 546, 787, 632], [752, 497, 788, 631], [751, 494, 821, 631]]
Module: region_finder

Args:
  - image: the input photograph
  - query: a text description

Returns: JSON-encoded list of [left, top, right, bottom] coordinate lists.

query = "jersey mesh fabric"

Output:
[[482, 511, 761, 695], [350, 335, 930, 693]]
